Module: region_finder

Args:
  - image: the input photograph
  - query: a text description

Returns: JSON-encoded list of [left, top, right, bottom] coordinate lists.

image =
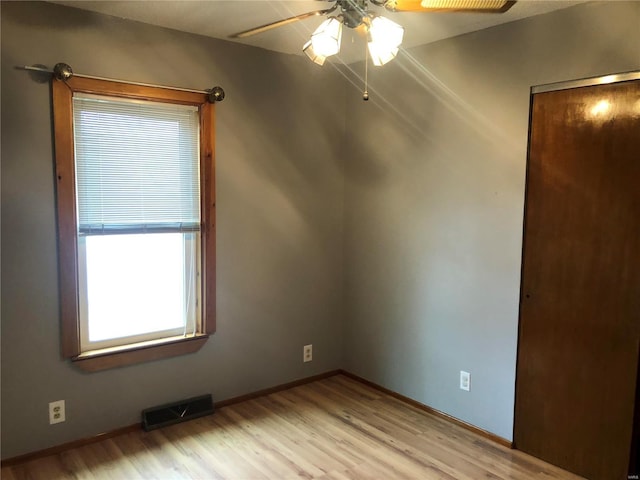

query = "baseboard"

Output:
[[0, 424, 141, 468], [339, 369, 513, 449], [1, 369, 342, 467], [215, 370, 342, 408]]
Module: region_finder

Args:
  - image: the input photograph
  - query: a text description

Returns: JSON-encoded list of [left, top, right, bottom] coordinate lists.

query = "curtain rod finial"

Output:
[[53, 63, 73, 81], [207, 86, 225, 103]]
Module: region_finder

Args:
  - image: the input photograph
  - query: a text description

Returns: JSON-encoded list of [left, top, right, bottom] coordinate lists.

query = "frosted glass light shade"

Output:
[[303, 40, 327, 66], [369, 16, 404, 49], [311, 17, 343, 57], [368, 42, 399, 66], [367, 16, 403, 66]]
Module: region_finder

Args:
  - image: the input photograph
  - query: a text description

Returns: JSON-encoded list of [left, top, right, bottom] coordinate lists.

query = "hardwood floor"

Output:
[[1, 375, 584, 479]]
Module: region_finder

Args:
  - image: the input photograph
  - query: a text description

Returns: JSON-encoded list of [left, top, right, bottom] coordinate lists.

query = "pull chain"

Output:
[[363, 41, 369, 101]]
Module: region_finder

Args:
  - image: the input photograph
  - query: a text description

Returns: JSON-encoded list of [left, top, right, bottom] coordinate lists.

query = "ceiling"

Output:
[[51, 1, 587, 64]]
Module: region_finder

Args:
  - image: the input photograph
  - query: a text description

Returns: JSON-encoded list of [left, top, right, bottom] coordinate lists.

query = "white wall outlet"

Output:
[[303, 344, 313, 363], [49, 400, 65, 424], [460, 371, 470, 391]]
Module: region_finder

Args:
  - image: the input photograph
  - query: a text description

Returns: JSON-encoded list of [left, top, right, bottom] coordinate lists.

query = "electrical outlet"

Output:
[[49, 400, 65, 424], [460, 371, 470, 391], [303, 344, 313, 363]]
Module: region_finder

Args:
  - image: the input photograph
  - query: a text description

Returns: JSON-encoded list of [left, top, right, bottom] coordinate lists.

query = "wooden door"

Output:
[[514, 77, 640, 480]]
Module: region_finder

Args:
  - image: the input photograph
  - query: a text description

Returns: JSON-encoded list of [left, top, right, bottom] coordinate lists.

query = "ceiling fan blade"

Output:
[[384, 0, 515, 13], [229, 6, 338, 39]]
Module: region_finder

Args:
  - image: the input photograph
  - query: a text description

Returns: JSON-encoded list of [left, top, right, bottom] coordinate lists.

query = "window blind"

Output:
[[73, 94, 200, 235]]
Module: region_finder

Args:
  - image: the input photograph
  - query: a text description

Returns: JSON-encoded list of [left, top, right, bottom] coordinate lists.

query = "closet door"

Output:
[[514, 77, 640, 480]]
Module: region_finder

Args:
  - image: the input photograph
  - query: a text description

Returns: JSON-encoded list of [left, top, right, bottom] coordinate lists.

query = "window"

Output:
[[52, 77, 216, 371]]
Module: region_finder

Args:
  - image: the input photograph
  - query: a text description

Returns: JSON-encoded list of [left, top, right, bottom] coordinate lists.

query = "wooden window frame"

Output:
[[52, 76, 216, 372]]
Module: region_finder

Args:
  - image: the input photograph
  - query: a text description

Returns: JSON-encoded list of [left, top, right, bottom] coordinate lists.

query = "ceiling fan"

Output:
[[230, 0, 515, 64], [230, 0, 515, 100]]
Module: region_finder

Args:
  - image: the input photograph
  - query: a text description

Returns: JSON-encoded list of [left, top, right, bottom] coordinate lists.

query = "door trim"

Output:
[[532, 70, 640, 94]]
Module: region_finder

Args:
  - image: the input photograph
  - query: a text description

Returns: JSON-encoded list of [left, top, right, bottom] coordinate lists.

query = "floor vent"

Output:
[[142, 394, 214, 431]]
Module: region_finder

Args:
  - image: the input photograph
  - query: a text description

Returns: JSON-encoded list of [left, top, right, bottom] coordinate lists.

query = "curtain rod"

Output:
[[20, 63, 225, 102]]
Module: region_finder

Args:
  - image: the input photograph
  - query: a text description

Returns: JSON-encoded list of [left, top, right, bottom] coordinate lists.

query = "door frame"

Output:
[[530, 70, 640, 94]]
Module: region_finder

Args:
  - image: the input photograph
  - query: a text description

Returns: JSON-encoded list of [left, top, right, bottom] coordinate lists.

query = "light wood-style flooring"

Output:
[[1, 374, 584, 479]]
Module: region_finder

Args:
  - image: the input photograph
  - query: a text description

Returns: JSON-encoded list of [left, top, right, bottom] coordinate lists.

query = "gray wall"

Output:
[[3, 0, 640, 461], [1, 1, 345, 459], [343, 1, 640, 441]]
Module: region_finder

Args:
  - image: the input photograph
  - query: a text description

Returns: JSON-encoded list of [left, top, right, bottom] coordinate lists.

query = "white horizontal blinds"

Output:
[[73, 94, 200, 235]]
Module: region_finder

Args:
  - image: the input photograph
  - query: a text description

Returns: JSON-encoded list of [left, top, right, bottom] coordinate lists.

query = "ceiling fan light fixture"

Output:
[[367, 16, 403, 66], [303, 40, 327, 66], [369, 16, 404, 50], [368, 42, 399, 66], [310, 17, 343, 58]]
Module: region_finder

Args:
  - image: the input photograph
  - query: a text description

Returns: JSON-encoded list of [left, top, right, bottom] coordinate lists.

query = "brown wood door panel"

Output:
[[514, 79, 640, 480]]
